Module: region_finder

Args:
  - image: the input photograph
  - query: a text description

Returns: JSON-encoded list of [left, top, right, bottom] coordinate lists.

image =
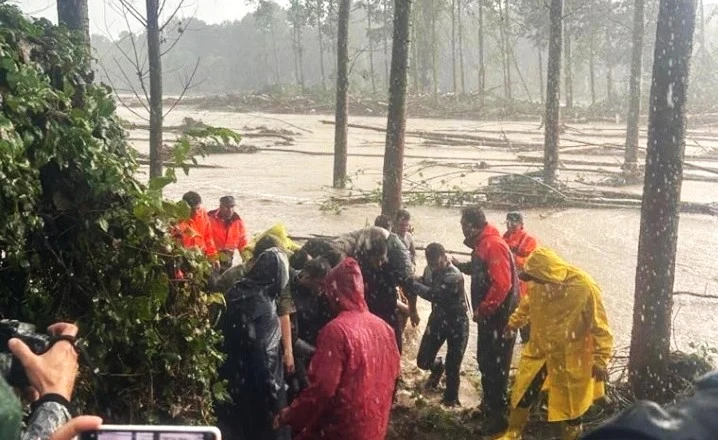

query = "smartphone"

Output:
[[79, 425, 221, 440]]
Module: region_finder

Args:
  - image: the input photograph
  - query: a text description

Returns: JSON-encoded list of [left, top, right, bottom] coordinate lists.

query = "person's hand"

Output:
[[451, 256, 461, 266], [50, 416, 103, 440], [592, 365, 609, 382], [273, 407, 290, 430], [502, 326, 516, 339], [283, 351, 295, 375], [410, 310, 421, 327], [8, 322, 79, 400]]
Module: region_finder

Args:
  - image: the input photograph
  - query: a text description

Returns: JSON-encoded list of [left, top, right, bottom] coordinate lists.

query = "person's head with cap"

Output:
[[218, 195, 236, 220], [182, 191, 202, 217], [506, 211, 524, 232]]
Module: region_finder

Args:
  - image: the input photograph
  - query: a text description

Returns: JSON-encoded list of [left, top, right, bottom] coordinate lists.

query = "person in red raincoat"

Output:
[[503, 211, 538, 343], [275, 257, 401, 440], [208, 195, 248, 268], [174, 191, 218, 258]]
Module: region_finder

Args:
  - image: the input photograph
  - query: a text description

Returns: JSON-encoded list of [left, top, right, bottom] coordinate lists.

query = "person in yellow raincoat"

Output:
[[497, 247, 613, 440], [240, 223, 301, 263]]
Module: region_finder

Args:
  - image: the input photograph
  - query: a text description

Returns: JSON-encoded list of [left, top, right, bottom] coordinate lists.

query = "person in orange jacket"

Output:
[[208, 195, 249, 268], [175, 191, 218, 262], [503, 211, 538, 343]]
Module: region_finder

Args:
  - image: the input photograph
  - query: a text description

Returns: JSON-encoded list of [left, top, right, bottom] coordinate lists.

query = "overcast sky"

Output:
[[15, 0, 274, 39]]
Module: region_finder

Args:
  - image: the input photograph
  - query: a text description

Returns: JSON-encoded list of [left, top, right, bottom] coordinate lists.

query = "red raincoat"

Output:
[[174, 207, 217, 257], [473, 224, 514, 317], [503, 227, 538, 297], [283, 258, 400, 440]]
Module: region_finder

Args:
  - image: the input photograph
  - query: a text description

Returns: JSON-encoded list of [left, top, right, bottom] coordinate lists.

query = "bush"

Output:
[[0, 2, 223, 423]]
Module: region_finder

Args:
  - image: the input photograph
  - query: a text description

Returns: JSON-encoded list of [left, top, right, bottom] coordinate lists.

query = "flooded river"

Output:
[[121, 107, 718, 399]]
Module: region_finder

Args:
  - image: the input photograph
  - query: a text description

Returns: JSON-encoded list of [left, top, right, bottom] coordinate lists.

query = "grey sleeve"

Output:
[[21, 402, 72, 440]]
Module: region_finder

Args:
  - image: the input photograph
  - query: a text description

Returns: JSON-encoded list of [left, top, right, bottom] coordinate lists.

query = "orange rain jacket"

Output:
[[175, 207, 217, 257], [208, 210, 248, 253], [503, 227, 538, 297]]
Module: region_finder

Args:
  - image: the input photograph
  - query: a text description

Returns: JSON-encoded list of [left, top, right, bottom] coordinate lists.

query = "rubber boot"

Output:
[[559, 422, 582, 440], [494, 407, 530, 440]]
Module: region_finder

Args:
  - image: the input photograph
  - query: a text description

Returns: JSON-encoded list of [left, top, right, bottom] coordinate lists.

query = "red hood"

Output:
[[479, 223, 502, 242], [324, 258, 368, 313]]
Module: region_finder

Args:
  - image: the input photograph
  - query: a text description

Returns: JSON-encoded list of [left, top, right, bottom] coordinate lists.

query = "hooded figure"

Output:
[[498, 247, 613, 440], [217, 248, 291, 440], [278, 258, 401, 440]]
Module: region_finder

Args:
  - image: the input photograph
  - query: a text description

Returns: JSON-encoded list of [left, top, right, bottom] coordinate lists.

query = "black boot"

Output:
[[425, 357, 445, 389], [480, 412, 509, 437]]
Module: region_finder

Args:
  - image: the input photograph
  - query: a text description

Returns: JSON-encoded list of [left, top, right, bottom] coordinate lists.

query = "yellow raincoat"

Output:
[[508, 247, 613, 422], [239, 223, 301, 262]]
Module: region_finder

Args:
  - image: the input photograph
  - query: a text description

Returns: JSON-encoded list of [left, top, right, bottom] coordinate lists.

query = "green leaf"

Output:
[[148, 176, 174, 191], [98, 218, 109, 232]]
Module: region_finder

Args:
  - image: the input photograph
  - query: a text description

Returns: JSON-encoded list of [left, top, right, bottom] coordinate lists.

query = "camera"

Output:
[[0, 319, 51, 387]]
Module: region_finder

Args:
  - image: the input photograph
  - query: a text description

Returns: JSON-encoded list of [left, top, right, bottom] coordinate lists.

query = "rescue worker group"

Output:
[[175, 191, 614, 440]]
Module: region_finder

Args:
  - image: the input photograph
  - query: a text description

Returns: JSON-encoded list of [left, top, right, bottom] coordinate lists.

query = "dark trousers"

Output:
[[417, 313, 469, 401], [477, 316, 516, 414], [517, 365, 582, 426]]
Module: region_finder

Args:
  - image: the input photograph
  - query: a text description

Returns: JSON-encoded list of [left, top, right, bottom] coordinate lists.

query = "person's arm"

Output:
[[280, 314, 295, 374], [279, 325, 345, 435], [9, 323, 81, 440], [516, 234, 538, 258], [588, 289, 614, 379], [508, 293, 531, 330], [452, 258, 472, 275], [477, 243, 513, 317]]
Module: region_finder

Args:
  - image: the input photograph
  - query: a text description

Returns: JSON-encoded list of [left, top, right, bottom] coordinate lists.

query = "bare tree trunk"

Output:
[[458, 0, 465, 95], [589, 34, 596, 105], [333, 0, 351, 188], [478, 0, 485, 106], [498, 1, 509, 99], [504, 0, 513, 101], [293, 26, 302, 86], [544, 0, 563, 186], [317, 0, 327, 90], [564, 32, 573, 108], [271, 28, 283, 87], [383, 0, 390, 84], [629, 0, 696, 401], [297, 26, 306, 91], [538, 48, 544, 104], [451, 0, 457, 94], [382, 0, 412, 217], [368, 7, 377, 95], [624, 0, 646, 173], [699, 0, 705, 48], [410, 9, 420, 94], [57, 0, 91, 52], [606, 67, 614, 105], [431, 0, 438, 101], [146, 0, 163, 181]]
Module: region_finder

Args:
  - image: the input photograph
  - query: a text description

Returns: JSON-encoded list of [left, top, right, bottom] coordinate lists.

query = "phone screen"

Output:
[[81, 429, 218, 440]]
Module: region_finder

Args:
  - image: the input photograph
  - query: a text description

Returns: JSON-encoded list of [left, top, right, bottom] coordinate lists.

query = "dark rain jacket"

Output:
[[583, 371, 718, 440], [219, 248, 290, 440], [284, 258, 401, 440]]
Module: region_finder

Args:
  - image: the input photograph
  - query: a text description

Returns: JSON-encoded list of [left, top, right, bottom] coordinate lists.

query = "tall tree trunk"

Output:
[[293, 26, 302, 86], [410, 9, 420, 94], [544, 0, 563, 186], [564, 33, 573, 108], [271, 30, 283, 87], [451, 0, 457, 94], [382, 0, 412, 217], [504, 0, 513, 101], [368, 7, 377, 95], [538, 48, 544, 104], [699, 0, 705, 48], [458, 0, 465, 95], [146, 0, 163, 181], [317, 0, 327, 90], [628, 0, 696, 401], [589, 34, 596, 105], [383, 0, 390, 84], [57, 0, 91, 52], [431, 0, 438, 101], [333, 0, 351, 188], [498, 1, 509, 99], [297, 26, 306, 91], [606, 67, 614, 105], [624, 0, 646, 173], [478, 0, 485, 106]]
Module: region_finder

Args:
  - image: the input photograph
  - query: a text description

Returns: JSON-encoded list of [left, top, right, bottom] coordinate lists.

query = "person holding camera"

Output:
[[2, 322, 102, 440]]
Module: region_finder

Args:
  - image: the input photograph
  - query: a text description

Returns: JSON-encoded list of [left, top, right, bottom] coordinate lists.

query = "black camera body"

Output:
[[0, 319, 51, 387]]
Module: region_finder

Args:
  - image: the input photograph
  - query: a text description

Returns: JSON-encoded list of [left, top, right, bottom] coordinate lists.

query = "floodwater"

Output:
[[121, 107, 718, 402]]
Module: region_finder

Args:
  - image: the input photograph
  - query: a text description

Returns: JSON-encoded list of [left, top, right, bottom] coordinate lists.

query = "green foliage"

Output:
[[0, 2, 223, 423]]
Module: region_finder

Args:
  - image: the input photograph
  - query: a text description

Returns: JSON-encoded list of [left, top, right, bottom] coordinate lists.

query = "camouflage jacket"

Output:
[[1, 376, 72, 440]]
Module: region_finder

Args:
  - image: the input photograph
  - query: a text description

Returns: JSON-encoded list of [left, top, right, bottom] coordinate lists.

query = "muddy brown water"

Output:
[[121, 107, 718, 405]]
